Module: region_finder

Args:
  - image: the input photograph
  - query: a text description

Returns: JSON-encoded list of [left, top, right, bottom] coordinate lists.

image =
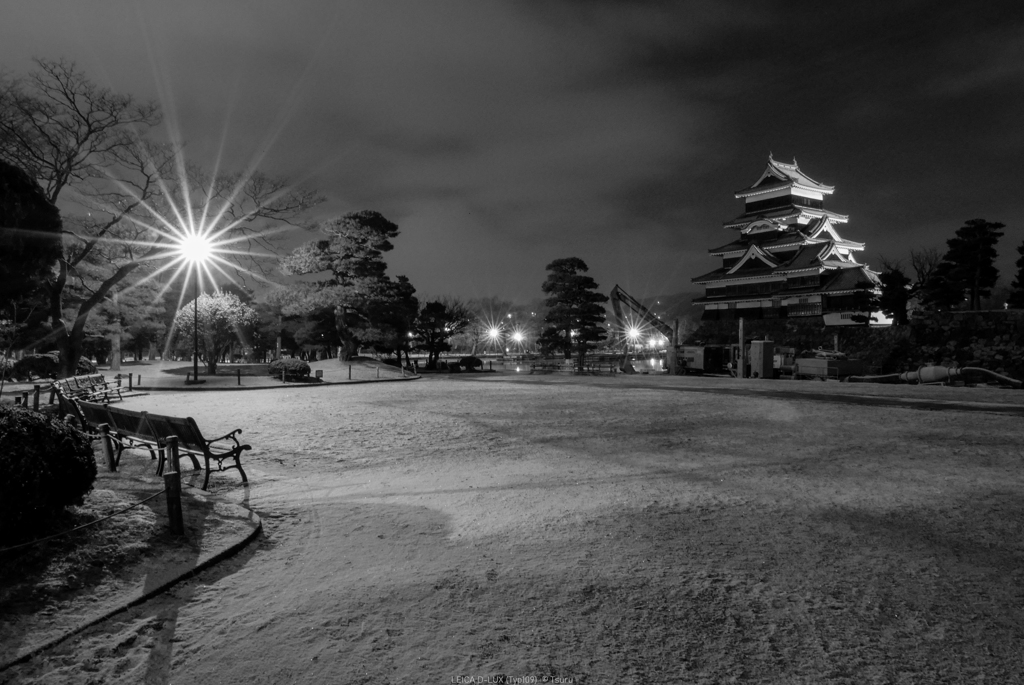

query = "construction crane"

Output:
[[609, 285, 678, 374], [609, 284, 675, 342]]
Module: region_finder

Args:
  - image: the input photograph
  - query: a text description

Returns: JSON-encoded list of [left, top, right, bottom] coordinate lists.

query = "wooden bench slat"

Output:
[[58, 389, 250, 491]]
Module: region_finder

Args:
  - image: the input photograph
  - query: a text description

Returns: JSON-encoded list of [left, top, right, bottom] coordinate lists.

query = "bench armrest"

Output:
[[206, 428, 244, 448]]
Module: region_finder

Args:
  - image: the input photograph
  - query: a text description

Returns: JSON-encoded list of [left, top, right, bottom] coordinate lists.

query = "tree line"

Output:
[[1, 58, 618, 376], [876, 219, 1023, 324]]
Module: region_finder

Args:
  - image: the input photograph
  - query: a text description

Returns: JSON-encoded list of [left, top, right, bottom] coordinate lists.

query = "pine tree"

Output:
[[877, 266, 912, 325], [538, 257, 608, 368], [923, 219, 1004, 310], [1007, 240, 1024, 309]]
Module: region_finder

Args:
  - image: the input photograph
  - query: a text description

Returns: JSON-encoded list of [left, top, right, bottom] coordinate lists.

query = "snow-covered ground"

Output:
[[5, 374, 1024, 683]]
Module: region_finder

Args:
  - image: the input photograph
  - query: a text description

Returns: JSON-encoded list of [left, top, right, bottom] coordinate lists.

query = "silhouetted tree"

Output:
[[538, 257, 608, 367], [413, 298, 471, 369], [0, 160, 62, 351], [353, 276, 419, 363], [280, 210, 412, 360], [923, 219, 1004, 311], [877, 262, 912, 325], [1008, 240, 1024, 309]]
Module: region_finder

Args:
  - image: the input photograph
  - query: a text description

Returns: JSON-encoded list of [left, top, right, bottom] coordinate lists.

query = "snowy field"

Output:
[[4, 374, 1024, 684]]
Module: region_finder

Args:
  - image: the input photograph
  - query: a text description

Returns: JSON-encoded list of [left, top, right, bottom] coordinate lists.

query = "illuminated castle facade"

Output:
[[693, 155, 880, 324]]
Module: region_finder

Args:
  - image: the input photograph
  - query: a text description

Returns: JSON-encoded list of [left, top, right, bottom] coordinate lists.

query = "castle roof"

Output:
[[734, 154, 835, 199], [723, 205, 849, 230], [693, 240, 867, 285]]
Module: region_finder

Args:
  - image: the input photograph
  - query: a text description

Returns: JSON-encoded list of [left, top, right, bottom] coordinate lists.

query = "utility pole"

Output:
[[667, 319, 679, 375], [738, 316, 745, 379]]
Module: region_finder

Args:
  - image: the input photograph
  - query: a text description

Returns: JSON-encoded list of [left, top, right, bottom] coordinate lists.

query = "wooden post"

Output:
[[186, 372, 191, 384], [348, 364, 352, 380], [738, 317, 745, 379], [116, 375, 122, 388], [401, 365, 405, 377], [376, 366, 380, 379], [165, 435, 181, 473], [163, 435, 184, 535], [99, 423, 116, 472], [21, 391, 29, 406], [282, 368, 286, 383], [237, 368, 241, 385], [32, 385, 40, 410], [489, 361, 492, 371], [164, 475, 184, 536], [834, 332, 840, 353], [48, 387, 56, 405], [128, 374, 133, 391]]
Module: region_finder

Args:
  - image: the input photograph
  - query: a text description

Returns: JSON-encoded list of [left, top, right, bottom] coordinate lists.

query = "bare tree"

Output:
[[0, 58, 161, 204], [1, 59, 321, 375], [908, 247, 942, 288]]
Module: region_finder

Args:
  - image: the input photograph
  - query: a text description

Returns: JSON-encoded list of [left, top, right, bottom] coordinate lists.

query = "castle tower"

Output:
[[693, 155, 880, 324]]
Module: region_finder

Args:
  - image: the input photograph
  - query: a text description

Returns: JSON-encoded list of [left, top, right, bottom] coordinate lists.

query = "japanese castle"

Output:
[[693, 155, 881, 325]]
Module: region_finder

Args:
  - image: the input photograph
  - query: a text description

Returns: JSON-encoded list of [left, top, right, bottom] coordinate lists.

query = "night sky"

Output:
[[2, 1, 1023, 304]]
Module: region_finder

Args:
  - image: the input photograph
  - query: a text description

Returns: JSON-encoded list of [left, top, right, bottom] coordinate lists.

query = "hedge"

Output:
[[0, 405, 96, 543]]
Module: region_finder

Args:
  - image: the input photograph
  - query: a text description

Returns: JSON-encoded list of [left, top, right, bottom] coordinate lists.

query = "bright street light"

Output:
[[179, 232, 213, 263], [177, 230, 215, 384]]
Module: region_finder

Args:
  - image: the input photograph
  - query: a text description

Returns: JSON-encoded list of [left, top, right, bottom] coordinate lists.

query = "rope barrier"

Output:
[[0, 489, 166, 554]]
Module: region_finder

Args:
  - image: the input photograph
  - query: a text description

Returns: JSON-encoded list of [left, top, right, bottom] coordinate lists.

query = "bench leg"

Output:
[[234, 456, 248, 485], [202, 455, 212, 491]]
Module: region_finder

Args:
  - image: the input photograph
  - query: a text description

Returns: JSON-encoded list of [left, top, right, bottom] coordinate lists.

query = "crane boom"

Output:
[[609, 285, 675, 340]]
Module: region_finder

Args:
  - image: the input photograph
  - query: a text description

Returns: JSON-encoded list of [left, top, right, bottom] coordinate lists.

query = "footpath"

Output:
[[0, 358, 419, 672]]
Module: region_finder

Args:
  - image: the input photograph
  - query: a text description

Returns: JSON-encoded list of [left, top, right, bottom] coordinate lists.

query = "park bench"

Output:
[[70, 399, 250, 491], [52, 374, 125, 403]]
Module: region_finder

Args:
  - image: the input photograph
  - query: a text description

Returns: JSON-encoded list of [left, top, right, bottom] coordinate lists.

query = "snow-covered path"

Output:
[[7, 375, 1024, 684]]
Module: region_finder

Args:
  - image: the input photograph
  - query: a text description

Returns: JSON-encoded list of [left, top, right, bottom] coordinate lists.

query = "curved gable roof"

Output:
[[735, 154, 836, 197]]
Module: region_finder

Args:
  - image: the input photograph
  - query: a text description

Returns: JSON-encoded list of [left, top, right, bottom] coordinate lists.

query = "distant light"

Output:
[[512, 332, 524, 342], [627, 327, 641, 340], [488, 328, 500, 339]]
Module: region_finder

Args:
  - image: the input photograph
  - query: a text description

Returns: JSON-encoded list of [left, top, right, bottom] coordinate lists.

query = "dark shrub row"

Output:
[[1, 353, 98, 381], [0, 405, 96, 543], [268, 358, 311, 379]]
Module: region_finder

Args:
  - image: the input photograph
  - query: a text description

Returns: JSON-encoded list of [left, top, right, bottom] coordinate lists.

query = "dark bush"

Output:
[[459, 356, 483, 372], [76, 356, 98, 375], [268, 358, 311, 379], [0, 405, 96, 543], [11, 352, 60, 381]]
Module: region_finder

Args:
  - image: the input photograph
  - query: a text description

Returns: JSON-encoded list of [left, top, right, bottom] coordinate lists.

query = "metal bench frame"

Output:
[[66, 397, 249, 490], [52, 374, 124, 403]]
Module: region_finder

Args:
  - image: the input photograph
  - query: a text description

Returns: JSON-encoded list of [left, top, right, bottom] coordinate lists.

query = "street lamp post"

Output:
[[179, 231, 213, 384], [192, 267, 200, 383]]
